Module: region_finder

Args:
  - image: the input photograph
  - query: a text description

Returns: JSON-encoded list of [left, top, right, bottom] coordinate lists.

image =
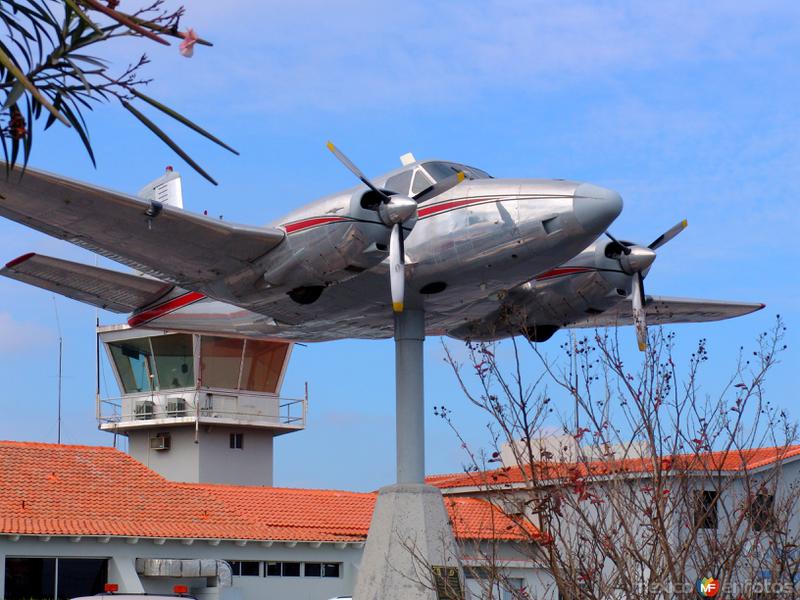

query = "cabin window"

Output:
[[421, 161, 492, 182], [385, 170, 413, 196], [411, 169, 434, 196]]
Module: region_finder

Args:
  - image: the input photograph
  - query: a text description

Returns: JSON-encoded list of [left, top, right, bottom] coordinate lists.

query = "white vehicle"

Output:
[[72, 583, 195, 600]]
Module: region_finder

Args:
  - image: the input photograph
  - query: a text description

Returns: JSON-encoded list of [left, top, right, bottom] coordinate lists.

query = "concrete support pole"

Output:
[[353, 308, 463, 600], [109, 556, 145, 593], [394, 309, 425, 484]]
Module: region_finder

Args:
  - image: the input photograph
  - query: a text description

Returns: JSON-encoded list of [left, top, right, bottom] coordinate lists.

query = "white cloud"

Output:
[[134, 0, 800, 111]]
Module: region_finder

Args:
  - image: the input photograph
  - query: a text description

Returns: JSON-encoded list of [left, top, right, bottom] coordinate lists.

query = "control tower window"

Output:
[[240, 340, 289, 393], [151, 334, 194, 390], [108, 338, 157, 393], [200, 336, 244, 390]]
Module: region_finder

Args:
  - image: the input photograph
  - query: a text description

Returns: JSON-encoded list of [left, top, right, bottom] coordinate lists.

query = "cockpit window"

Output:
[[411, 169, 434, 196], [421, 161, 492, 182], [384, 170, 413, 195]]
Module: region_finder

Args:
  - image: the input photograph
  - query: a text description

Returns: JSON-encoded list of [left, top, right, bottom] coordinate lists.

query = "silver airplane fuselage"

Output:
[[136, 161, 623, 341]]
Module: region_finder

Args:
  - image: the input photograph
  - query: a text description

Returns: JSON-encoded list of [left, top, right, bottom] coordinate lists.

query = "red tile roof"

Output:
[[179, 482, 544, 543], [0, 441, 541, 543], [427, 445, 800, 490]]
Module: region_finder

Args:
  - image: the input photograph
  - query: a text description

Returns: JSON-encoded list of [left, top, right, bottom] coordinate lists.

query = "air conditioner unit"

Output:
[[134, 401, 155, 420], [166, 398, 187, 417], [149, 433, 171, 451]]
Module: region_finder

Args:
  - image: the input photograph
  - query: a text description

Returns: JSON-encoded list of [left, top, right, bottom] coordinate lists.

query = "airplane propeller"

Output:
[[326, 141, 465, 313], [606, 219, 688, 351]]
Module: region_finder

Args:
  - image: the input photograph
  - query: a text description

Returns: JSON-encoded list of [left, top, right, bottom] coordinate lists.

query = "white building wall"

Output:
[[126, 427, 274, 486], [198, 428, 274, 486], [0, 537, 360, 600], [128, 428, 201, 482], [0, 536, 551, 600]]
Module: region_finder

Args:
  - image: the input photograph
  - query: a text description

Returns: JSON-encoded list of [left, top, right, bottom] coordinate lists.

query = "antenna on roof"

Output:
[[52, 295, 63, 445]]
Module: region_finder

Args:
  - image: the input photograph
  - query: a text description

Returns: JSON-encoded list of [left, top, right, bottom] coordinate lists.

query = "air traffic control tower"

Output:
[[95, 326, 305, 486]]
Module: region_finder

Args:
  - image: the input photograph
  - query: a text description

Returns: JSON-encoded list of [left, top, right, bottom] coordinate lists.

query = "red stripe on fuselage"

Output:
[[535, 267, 594, 281], [284, 216, 350, 234], [281, 197, 500, 234], [128, 291, 206, 327], [417, 197, 490, 218]]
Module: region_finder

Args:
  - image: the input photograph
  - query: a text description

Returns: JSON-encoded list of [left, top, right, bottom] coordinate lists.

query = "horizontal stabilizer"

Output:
[[0, 165, 286, 289], [2, 253, 172, 313], [568, 296, 765, 329]]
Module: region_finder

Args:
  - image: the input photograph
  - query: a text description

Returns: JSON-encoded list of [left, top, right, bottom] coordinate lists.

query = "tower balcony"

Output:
[[96, 325, 306, 435], [97, 387, 306, 433]]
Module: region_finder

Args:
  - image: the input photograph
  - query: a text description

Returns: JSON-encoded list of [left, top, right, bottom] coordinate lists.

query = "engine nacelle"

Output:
[[252, 189, 400, 304]]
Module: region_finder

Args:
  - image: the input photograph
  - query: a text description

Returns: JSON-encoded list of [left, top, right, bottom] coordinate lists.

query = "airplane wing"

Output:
[[0, 165, 285, 288], [567, 296, 765, 329], [1, 253, 173, 313]]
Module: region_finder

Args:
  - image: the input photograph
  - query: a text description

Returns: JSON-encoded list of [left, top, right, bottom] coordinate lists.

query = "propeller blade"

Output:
[[389, 223, 405, 313], [631, 271, 647, 352], [604, 231, 631, 255], [412, 170, 466, 204], [648, 219, 688, 250], [326, 141, 393, 203]]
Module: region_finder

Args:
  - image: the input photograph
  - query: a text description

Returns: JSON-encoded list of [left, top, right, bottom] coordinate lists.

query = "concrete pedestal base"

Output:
[[353, 483, 463, 600]]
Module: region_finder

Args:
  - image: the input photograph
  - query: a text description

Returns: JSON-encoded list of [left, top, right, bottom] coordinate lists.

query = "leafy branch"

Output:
[[0, 0, 236, 184]]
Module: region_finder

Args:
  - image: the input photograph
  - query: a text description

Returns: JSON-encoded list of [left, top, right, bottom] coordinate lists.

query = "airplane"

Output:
[[0, 145, 763, 349]]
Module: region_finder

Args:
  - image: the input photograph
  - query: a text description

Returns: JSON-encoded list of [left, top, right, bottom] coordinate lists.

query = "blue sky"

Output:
[[0, 1, 798, 491]]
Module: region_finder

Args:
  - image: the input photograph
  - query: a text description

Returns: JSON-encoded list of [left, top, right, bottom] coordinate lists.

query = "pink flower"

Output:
[[179, 28, 198, 58]]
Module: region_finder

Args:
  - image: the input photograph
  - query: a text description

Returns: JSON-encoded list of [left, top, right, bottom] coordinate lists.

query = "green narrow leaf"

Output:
[[4, 81, 25, 107], [130, 89, 239, 155], [0, 46, 69, 126], [65, 57, 92, 94], [122, 101, 218, 185], [63, 0, 104, 35], [58, 99, 95, 167], [44, 92, 62, 130]]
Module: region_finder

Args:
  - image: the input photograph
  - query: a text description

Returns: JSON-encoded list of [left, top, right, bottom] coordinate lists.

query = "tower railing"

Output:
[[97, 386, 307, 430]]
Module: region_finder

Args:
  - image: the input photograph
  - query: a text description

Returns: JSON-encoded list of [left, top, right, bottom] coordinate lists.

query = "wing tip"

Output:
[[5, 252, 36, 269]]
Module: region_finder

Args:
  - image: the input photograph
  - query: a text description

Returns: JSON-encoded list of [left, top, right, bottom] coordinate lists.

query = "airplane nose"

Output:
[[573, 183, 623, 234]]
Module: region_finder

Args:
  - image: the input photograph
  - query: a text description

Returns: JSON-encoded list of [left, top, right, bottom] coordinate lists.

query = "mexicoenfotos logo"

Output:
[[696, 577, 720, 597]]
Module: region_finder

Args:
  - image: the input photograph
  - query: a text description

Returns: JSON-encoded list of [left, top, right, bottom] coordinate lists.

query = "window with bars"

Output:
[[694, 490, 719, 529], [264, 561, 342, 578], [228, 561, 260, 576], [749, 492, 776, 532]]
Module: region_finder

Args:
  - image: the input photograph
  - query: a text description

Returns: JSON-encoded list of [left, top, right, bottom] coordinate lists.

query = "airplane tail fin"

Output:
[[138, 166, 183, 209], [1, 253, 173, 313]]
